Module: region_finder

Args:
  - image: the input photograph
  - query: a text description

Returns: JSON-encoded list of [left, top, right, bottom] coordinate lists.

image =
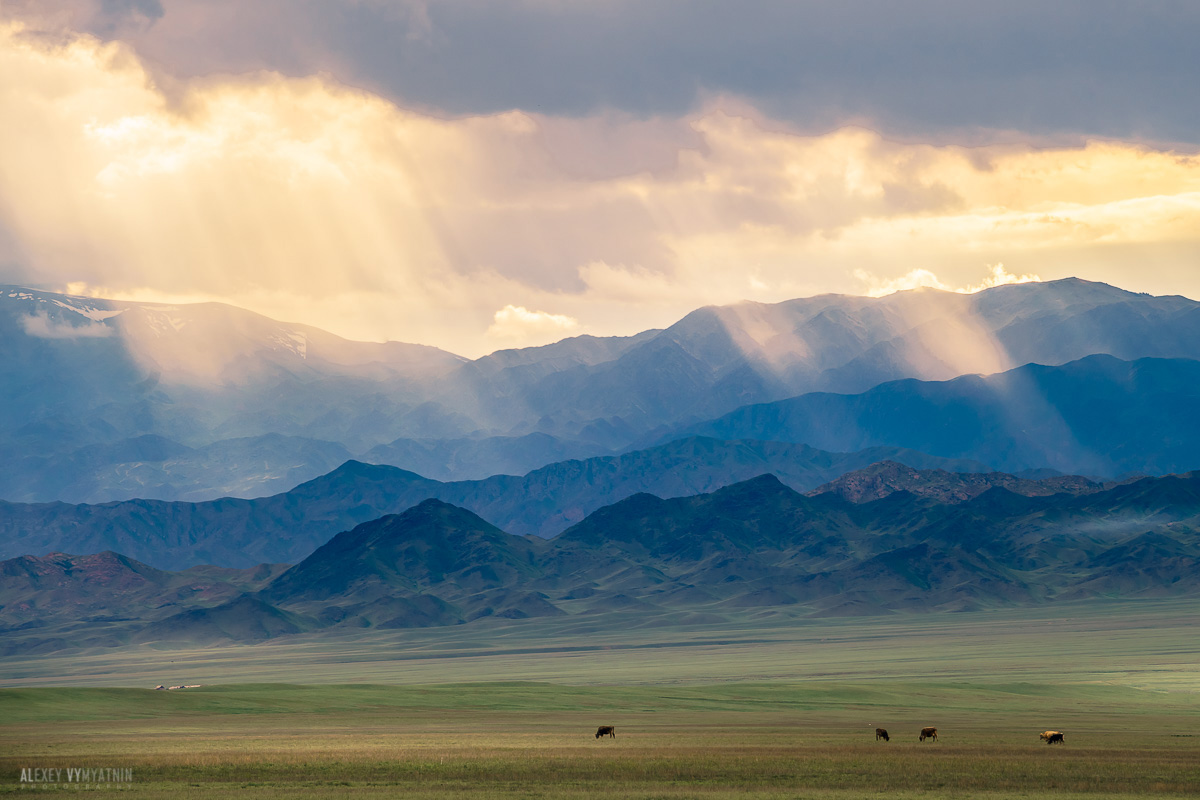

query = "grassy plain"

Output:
[[2, 600, 1198, 798]]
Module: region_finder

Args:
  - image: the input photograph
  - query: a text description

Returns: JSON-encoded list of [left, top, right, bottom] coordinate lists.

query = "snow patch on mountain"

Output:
[[51, 298, 125, 322], [138, 307, 191, 337]]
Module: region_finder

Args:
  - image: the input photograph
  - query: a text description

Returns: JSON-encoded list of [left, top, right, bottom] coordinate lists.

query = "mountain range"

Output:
[[667, 354, 1200, 477], [5, 468, 1199, 651], [0, 437, 994, 570], [5, 278, 1200, 502], [5, 275, 1200, 653]]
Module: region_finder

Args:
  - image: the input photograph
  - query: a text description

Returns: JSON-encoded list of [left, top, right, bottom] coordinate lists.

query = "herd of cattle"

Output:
[[873, 727, 1065, 744], [875, 727, 941, 742], [596, 725, 1065, 743]]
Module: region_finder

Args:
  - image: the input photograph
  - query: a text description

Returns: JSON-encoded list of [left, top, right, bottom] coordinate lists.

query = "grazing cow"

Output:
[[595, 726, 616, 739], [1040, 731, 1065, 744], [919, 726, 938, 742], [875, 728, 889, 741]]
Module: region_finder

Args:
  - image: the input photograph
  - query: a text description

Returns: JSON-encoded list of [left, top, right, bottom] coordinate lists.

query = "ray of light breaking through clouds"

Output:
[[1, 7, 1199, 355]]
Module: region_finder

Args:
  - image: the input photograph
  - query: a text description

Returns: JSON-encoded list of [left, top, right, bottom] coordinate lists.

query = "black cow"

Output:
[[875, 728, 889, 741], [595, 725, 616, 738]]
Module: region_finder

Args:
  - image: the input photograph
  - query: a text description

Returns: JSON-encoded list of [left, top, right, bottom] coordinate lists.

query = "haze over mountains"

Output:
[[4, 278, 1200, 503], [4, 275, 1200, 649]]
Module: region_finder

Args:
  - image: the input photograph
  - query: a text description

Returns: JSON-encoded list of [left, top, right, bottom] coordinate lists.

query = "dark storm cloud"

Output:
[[100, 0, 163, 22], [34, 0, 1200, 144]]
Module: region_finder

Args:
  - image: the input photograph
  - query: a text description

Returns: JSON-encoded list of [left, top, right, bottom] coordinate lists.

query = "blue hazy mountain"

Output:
[[439, 277, 1200, 444], [3, 277, 1200, 501], [0, 437, 992, 569], [0, 286, 466, 501], [667, 354, 1200, 478]]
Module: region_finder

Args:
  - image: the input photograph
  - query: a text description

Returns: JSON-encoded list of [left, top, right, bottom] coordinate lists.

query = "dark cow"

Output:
[[875, 728, 889, 741], [1040, 731, 1065, 745], [919, 726, 938, 742], [595, 725, 616, 739]]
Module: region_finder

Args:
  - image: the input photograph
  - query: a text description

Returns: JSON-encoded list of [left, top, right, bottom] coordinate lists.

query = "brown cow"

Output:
[[919, 726, 938, 742], [1040, 731, 1065, 744], [875, 728, 889, 741], [595, 725, 616, 739]]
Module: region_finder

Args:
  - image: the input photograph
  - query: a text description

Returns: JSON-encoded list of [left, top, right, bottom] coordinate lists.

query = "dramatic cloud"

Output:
[[9, 1, 1200, 145], [1, 23, 1199, 355]]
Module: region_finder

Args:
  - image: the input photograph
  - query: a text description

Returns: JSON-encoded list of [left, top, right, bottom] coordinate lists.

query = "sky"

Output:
[[1, 1, 1199, 357]]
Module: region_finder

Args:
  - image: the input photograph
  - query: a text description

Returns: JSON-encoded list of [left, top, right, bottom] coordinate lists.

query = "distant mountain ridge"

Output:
[[669, 354, 1200, 477], [808, 460, 1125, 504], [6, 470, 1200, 651], [5, 278, 1200, 502], [0, 286, 466, 502], [440, 277, 1200, 445], [0, 437, 992, 569]]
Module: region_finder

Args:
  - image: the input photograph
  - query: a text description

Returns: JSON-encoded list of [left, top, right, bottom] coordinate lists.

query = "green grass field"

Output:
[[2, 600, 1198, 797]]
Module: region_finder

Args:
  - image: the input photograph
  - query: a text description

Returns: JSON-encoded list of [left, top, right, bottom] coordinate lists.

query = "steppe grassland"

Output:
[[3, 599, 1199, 689], [2, 682, 1198, 798], [1, 601, 1198, 798]]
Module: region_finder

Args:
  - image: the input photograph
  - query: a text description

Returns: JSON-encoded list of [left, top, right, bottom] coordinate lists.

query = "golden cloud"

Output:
[[2, 23, 1199, 356], [486, 305, 580, 346]]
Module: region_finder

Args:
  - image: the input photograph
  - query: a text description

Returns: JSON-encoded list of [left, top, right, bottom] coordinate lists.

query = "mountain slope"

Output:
[[0, 550, 286, 630], [672, 354, 1200, 477], [809, 460, 1118, 504], [0, 286, 470, 502], [262, 499, 556, 626]]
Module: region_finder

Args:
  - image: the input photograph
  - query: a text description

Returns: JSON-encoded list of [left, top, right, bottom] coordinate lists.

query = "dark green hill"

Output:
[[554, 475, 851, 562], [265, 499, 543, 606], [259, 499, 561, 628]]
